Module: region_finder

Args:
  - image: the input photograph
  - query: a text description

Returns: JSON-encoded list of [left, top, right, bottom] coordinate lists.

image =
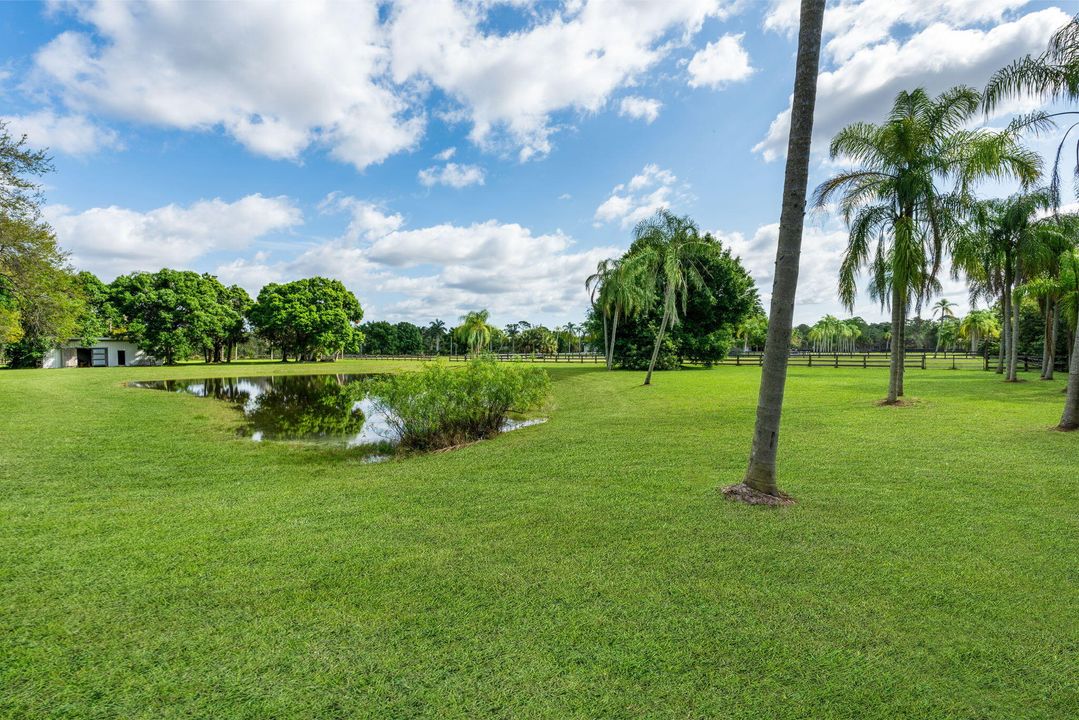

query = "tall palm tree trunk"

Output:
[[1008, 287, 1021, 381], [1061, 313, 1079, 430], [607, 306, 620, 370], [998, 289, 1009, 374], [1046, 302, 1058, 380], [644, 291, 673, 386], [887, 286, 903, 403], [897, 305, 906, 397], [738, 0, 825, 499]]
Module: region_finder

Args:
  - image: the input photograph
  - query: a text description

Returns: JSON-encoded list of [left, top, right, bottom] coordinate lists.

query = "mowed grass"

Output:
[[1, 360, 1076, 719]]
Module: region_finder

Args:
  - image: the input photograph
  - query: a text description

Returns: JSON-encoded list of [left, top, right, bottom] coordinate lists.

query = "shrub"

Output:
[[363, 357, 550, 450]]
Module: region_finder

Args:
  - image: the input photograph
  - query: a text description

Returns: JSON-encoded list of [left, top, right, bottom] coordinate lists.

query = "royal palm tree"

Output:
[[456, 310, 493, 355], [737, 0, 825, 501], [931, 299, 957, 355], [504, 322, 520, 353], [630, 210, 709, 386], [816, 86, 1040, 403], [427, 318, 446, 354]]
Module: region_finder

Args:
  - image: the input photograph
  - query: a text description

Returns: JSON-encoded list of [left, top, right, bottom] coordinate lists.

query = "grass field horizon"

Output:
[[2, 361, 1076, 719]]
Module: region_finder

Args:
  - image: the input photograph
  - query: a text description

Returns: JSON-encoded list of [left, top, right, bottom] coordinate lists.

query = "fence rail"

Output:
[[344, 353, 606, 364], [344, 351, 1068, 373]]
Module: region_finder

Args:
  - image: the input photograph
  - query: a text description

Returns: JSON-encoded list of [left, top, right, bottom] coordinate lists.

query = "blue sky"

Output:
[[1, 1, 1074, 327]]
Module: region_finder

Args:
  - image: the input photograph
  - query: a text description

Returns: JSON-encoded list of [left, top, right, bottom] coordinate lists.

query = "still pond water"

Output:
[[129, 374, 543, 453]]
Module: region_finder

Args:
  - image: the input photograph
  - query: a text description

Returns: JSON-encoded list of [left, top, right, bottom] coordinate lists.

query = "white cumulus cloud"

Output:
[[755, 4, 1070, 161], [0, 110, 119, 155], [619, 96, 663, 123], [594, 164, 686, 228], [45, 195, 302, 278], [418, 162, 486, 188], [687, 33, 754, 89]]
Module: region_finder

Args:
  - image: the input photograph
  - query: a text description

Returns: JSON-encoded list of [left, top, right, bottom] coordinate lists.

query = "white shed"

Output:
[[42, 339, 157, 369]]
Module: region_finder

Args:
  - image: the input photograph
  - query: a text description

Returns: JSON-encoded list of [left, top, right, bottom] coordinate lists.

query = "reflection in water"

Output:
[[130, 374, 545, 452]]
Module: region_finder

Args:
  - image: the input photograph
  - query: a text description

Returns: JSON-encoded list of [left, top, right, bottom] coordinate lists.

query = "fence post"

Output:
[[834, 353, 839, 368], [921, 353, 926, 370], [863, 354, 867, 368], [808, 354, 812, 367]]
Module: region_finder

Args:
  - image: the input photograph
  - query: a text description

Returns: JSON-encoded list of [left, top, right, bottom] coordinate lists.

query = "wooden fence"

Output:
[[719, 351, 986, 370], [345, 353, 606, 364]]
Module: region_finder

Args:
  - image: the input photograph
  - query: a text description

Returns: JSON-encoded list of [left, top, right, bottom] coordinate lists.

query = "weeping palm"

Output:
[[631, 211, 709, 386], [456, 310, 493, 355], [815, 87, 1040, 403], [598, 257, 651, 370]]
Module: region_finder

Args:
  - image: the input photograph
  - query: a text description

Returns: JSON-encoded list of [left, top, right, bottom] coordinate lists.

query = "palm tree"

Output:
[[958, 309, 1000, 354], [931, 299, 957, 355], [1058, 247, 1079, 429], [815, 87, 1040, 403], [982, 14, 1079, 426], [503, 322, 520, 353], [736, 0, 825, 502], [427, 319, 446, 354], [954, 190, 1069, 381], [630, 211, 709, 386], [586, 259, 615, 362], [456, 310, 493, 355], [597, 256, 651, 370]]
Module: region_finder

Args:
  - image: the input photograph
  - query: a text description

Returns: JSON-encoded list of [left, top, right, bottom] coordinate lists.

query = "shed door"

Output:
[[117, 350, 126, 366], [91, 348, 108, 367]]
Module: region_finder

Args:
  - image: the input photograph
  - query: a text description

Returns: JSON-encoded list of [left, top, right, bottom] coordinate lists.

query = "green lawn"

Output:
[[1, 361, 1076, 719]]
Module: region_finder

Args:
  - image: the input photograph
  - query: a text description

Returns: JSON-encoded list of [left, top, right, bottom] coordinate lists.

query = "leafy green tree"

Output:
[[0, 121, 88, 367], [394, 322, 424, 355], [627, 211, 711, 385], [958, 309, 1000, 353], [109, 269, 220, 365], [1, 121, 52, 222], [0, 216, 84, 367], [605, 228, 759, 371], [517, 326, 557, 354], [358, 321, 396, 354], [816, 86, 1040, 403], [248, 277, 363, 362]]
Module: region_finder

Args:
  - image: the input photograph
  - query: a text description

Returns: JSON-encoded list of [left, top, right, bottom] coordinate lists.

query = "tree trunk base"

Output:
[[876, 398, 917, 407], [721, 483, 795, 507]]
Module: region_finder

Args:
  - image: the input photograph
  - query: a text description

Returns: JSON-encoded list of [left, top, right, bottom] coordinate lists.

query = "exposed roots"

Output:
[[721, 483, 796, 507]]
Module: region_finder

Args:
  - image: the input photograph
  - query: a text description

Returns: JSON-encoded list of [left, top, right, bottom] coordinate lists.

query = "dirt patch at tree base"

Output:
[[721, 483, 796, 507], [875, 398, 919, 407]]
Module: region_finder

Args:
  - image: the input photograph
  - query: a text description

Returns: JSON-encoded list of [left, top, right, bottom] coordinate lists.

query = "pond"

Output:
[[129, 374, 544, 454]]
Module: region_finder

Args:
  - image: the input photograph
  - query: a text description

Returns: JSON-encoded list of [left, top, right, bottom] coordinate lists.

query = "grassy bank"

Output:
[[1, 361, 1076, 719]]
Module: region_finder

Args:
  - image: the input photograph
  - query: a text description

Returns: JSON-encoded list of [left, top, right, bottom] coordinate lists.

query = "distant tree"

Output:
[[247, 277, 363, 362], [456, 309, 493, 354], [518, 326, 557, 354], [394, 321, 424, 354], [359, 321, 396, 354], [109, 269, 218, 365], [609, 229, 759, 371], [931, 299, 957, 355], [427, 319, 447, 353]]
